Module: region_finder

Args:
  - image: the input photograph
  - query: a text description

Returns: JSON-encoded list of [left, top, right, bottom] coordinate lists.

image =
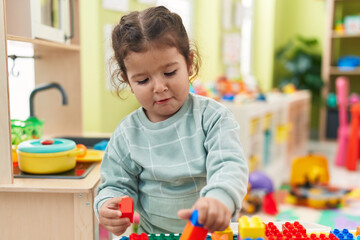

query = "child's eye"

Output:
[[164, 70, 177, 77], [138, 78, 148, 85]]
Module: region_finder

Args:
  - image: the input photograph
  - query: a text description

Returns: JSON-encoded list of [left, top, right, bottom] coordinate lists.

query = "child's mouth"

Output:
[[156, 98, 171, 104]]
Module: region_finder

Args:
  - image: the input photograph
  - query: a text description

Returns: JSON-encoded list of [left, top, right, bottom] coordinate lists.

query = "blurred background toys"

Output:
[[242, 171, 278, 215], [11, 117, 44, 145], [338, 55, 360, 71], [216, 75, 245, 97], [286, 154, 349, 209], [344, 14, 360, 35]]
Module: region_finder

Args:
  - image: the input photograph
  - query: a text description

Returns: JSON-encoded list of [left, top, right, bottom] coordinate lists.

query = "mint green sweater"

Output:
[[94, 93, 248, 234]]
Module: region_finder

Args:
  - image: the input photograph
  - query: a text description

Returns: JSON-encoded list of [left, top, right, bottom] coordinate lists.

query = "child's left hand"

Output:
[[177, 197, 232, 233]]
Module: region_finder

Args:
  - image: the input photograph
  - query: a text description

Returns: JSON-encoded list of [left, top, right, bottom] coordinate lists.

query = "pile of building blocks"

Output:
[[118, 215, 360, 240]]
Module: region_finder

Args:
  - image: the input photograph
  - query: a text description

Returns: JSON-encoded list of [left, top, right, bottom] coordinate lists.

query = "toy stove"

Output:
[[13, 162, 96, 179]]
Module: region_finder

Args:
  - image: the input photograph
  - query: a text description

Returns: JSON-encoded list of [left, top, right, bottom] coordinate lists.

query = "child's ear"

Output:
[[121, 72, 134, 93]]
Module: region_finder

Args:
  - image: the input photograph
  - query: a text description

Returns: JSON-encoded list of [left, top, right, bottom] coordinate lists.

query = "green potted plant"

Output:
[[275, 35, 324, 138]]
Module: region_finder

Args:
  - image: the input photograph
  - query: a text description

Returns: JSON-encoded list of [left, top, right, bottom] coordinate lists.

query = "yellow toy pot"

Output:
[[17, 138, 86, 174]]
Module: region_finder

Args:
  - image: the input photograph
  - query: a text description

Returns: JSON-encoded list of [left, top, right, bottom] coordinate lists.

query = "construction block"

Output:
[[356, 226, 360, 236], [282, 221, 307, 239], [331, 229, 354, 240], [119, 197, 134, 223], [211, 226, 233, 240], [265, 222, 282, 238], [129, 233, 149, 240], [179, 210, 208, 240], [238, 216, 265, 239], [309, 232, 337, 240]]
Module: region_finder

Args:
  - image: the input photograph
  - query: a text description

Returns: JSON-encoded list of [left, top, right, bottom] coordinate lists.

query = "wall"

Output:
[[253, 0, 326, 91], [194, 0, 222, 83], [80, 1, 143, 134]]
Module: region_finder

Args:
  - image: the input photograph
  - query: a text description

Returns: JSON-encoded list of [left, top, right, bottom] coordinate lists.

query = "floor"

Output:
[[255, 140, 360, 230]]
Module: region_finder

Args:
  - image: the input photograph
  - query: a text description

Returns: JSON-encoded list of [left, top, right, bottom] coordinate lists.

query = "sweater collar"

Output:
[[137, 93, 193, 130]]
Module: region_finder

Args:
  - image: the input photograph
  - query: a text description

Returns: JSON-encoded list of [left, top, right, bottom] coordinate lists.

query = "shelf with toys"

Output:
[[320, 0, 360, 140]]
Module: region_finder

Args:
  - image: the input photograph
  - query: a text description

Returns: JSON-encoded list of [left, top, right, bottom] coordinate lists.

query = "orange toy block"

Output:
[[179, 210, 208, 240], [119, 197, 134, 223], [212, 226, 232, 240]]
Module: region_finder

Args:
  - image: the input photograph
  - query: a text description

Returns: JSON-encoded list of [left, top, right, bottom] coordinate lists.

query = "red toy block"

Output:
[[119, 197, 134, 223], [129, 233, 148, 240], [179, 221, 208, 240]]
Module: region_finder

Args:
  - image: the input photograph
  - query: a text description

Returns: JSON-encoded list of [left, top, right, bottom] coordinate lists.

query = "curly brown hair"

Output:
[[111, 6, 201, 97]]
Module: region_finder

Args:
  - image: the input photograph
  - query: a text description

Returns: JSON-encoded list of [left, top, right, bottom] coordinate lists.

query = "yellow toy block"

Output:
[[212, 226, 233, 240], [238, 216, 265, 239]]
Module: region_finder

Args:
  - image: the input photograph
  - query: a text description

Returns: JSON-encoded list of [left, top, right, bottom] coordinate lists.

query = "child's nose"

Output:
[[153, 78, 168, 93]]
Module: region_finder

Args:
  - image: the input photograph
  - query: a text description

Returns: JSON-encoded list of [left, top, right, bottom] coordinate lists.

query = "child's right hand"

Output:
[[99, 196, 132, 236]]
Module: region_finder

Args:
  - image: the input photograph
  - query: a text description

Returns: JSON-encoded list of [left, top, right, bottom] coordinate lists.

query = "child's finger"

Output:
[[194, 200, 209, 225], [106, 196, 129, 209], [177, 208, 193, 219], [101, 207, 122, 218]]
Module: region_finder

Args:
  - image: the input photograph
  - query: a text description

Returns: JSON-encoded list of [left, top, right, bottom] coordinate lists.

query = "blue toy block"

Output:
[[331, 229, 354, 240]]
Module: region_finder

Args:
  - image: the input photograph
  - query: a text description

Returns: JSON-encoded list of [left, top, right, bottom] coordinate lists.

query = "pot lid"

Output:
[[17, 138, 76, 153]]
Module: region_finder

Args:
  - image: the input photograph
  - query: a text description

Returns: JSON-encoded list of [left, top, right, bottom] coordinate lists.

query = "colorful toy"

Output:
[[119, 197, 134, 223], [179, 210, 208, 240], [129, 233, 149, 240], [211, 226, 232, 240], [238, 216, 265, 239], [346, 103, 360, 171], [338, 55, 360, 71], [327, 92, 337, 108], [344, 15, 360, 34], [243, 171, 278, 215], [335, 77, 349, 167], [118, 220, 360, 240], [287, 154, 349, 208], [331, 229, 356, 240], [216, 75, 245, 97], [334, 76, 360, 171]]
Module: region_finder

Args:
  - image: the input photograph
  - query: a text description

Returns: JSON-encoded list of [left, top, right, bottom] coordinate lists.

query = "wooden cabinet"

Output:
[[0, 164, 100, 239], [0, 1, 101, 239], [320, 0, 360, 140]]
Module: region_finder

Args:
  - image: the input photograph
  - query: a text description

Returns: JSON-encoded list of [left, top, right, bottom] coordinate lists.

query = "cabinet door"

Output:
[[32, 0, 71, 43]]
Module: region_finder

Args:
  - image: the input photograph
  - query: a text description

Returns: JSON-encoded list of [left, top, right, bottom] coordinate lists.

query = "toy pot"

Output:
[[17, 138, 86, 174]]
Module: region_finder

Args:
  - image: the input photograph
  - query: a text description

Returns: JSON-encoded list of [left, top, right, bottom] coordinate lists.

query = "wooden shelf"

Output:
[[320, 0, 360, 140], [329, 66, 360, 75], [332, 31, 360, 38], [7, 35, 80, 51]]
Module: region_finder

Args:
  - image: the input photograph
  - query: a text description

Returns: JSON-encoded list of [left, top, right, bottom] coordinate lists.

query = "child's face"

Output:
[[124, 46, 191, 122]]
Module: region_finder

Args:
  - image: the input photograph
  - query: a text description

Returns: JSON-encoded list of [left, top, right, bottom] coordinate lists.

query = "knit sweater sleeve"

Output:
[[93, 123, 142, 220], [199, 100, 249, 215]]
